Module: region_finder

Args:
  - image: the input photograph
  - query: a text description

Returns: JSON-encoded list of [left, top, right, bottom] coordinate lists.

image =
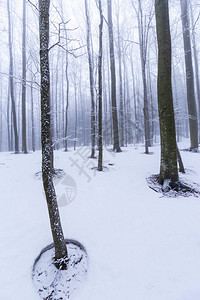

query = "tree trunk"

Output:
[[7, 0, 19, 154], [176, 144, 185, 174], [107, 0, 121, 152], [180, 0, 198, 150], [22, 0, 27, 153], [155, 0, 178, 184], [30, 77, 35, 152], [74, 77, 78, 151], [39, 0, 68, 267], [85, 0, 96, 157], [97, 0, 103, 171], [189, 1, 200, 142], [116, 3, 124, 147], [7, 83, 11, 151]]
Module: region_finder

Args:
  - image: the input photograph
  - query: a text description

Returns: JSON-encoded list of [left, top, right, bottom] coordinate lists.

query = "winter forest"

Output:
[[1, 0, 200, 299]]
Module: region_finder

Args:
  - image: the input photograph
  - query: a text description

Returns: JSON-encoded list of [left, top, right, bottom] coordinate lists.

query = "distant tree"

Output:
[[84, 0, 96, 158], [180, 0, 198, 151], [189, 0, 200, 142], [155, 0, 179, 185], [22, 0, 27, 153], [97, 0, 103, 171], [7, 0, 19, 154], [39, 0, 68, 268], [132, 0, 153, 154], [107, 0, 121, 152], [116, 0, 124, 147]]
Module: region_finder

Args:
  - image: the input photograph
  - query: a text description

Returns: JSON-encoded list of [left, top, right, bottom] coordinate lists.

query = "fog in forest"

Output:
[[0, 0, 199, 152]]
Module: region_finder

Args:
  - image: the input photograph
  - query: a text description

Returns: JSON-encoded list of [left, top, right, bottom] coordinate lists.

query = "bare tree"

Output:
[[39, 0, 68, 268], [22, 0, 27, 153], [7, 0, 19, 154], [180, 0, 198, 150], [97, 0, 103, 171], [107, 0, 121, 152], [132, 0, 153, 154], [155, 0, 178, 185], [84, 0, 96, 158], [116, 0, 124, 147], [189, 0, 200, 142]]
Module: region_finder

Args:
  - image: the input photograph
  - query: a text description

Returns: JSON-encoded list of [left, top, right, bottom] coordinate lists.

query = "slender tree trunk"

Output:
[[133, 0, 151, 153], [74, 77, 78, 151], [63, 22, 69, 152], [155, 0, 178, 184], [55, 51, 59, 150], [97, 0, 103, 171], [85, 0, 96, 157], [7, 83, 11, 151], [7, 0, 19, 153], [176, 144, 185, 173], [107, 0, 121, 152], [22, 0, 27, 153], [30, 78, 35, 152], [116, 3, 124, 147], [180, 0, 198, 150], [39, 0, 68, 267], [189, 1, 200, 142]]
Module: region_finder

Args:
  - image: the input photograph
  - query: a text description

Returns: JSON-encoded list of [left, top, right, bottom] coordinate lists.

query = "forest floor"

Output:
[[1, 140, 200, 300]]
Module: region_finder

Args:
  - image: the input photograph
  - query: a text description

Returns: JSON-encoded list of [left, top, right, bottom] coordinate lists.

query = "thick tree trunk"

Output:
[[180, 0, 198, 150], [7, 0, 19, 154], [107, 0, 121, 152], [97, 0, 103, 171], [155, 0, 178, 184], [22, 0, 27, 153], [39, 0, 68, 267]]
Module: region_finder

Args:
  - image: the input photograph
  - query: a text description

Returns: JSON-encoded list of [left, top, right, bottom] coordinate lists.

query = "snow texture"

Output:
[[1, 141, 200, 300], [32, 241, 88, 299]]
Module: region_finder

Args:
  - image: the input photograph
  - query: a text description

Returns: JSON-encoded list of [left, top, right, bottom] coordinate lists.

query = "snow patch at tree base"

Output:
[[32, 240, 88, 299], [147, 174, 200, 198]]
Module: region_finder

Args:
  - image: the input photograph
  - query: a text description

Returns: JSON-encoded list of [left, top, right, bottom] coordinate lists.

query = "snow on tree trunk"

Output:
[[39, 0, 68, 267]]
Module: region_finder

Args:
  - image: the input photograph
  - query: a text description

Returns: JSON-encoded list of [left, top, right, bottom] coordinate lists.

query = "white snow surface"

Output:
[[1, 142, 200, 300]]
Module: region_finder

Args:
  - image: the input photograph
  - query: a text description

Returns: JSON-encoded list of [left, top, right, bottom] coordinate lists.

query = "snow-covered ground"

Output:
[[1, 141, 200, 300]]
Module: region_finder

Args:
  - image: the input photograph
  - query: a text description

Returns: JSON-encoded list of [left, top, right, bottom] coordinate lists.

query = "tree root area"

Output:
[[147, 174, 200, 198], [32, 239, 88, 300]]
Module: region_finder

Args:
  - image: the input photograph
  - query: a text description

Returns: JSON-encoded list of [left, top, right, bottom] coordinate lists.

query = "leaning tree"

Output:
[[39, 0, 68, 268], [155, 0, 179, 185]]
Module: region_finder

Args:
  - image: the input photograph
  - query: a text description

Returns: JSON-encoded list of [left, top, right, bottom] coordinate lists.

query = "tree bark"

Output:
[[155, 0, 179, 184], [7, 0, 19, 154], [39, 0, 68, 267], [97, 0, 103, 171], [85, 0, 96, 157], [22, 0, 27, 153], [180, 0, 198, 150], [107, 0, 121, 152], [189, 1, 200, 142]]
